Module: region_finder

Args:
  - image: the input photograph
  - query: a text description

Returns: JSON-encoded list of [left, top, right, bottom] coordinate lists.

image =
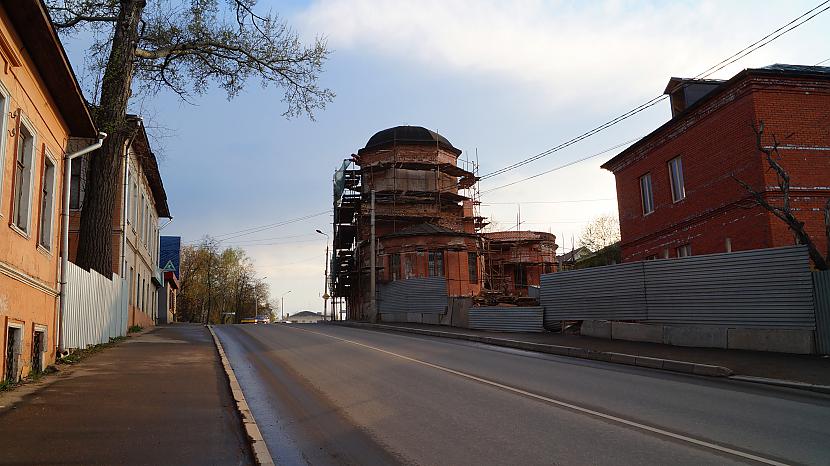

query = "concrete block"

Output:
[[662, 360, 695, 374], [585, 350, 612, 362], [635, 356, 664, 369], [569, 347, 590, 359], [542, 345, 573, 356], [581, 320, 612, 339], [611, 322, 663, 344], [607, 352, 637, 365], [727, 328, 815, 354], [663, 326, 727, 349]]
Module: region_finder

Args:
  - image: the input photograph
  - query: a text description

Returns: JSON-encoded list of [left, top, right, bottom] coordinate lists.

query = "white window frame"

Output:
[[640, 172, 654, 216], [0, 81, 10, 216], [11, 116, 37, 235], [38, 150, 57, 251], [676, 244, 692, 258], [668, 156, 686, 202]]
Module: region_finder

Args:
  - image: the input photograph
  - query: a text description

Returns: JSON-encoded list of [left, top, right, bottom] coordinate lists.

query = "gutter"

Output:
[[58, 132, 107, 352]]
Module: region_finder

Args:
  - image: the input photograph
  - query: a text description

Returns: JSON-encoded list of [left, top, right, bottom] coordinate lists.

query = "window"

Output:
[[38, 155, 56, 249], [69, 158, 83, 209], [131, 181, 138, 227], [514, 264, 527, 288], [645, 254, 658, 261], [468, 252, 478, 284], [140, 194, 146, 241], [390, 254, 400, 281], [676, 244, 692, 258], [640, 173, 654, 215], [668, 156, 685, 202], [428, 251, 444, 277], [124, 171, 131, 220], [11, 121, 35, 233]]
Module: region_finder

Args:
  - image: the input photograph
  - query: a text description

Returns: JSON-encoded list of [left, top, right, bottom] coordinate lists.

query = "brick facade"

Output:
[[603, 66, 830, 264]]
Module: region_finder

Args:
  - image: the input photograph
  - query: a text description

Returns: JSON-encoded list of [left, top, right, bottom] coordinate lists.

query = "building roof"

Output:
[[128, 115, 171, 218], [358, 126, 462, 155], [381, 222, 475, 239], [556, 246, 592, 263], [601, 64, 830, 172], [5, 0, 96, 137], [289, 311, 322, 318], [484, 231, 557, 242]]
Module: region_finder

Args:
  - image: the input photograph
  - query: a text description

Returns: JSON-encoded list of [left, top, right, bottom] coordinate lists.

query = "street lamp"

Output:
[[280, 290, 292, 321], [316, 229, 331, 321]]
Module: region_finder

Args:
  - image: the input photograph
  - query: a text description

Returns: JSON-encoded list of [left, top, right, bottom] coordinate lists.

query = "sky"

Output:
[[60, 0, 830, 314]]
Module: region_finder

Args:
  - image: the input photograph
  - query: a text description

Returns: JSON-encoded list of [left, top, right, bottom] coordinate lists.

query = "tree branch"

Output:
[[53, 14, 117, 28]]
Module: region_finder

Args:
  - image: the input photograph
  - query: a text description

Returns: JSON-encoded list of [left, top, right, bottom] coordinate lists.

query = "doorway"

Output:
[[32, 329, 45, 374], [5, 326, 22, 382]]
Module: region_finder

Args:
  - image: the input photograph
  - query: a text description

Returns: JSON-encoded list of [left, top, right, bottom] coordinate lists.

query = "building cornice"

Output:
[[0, 260, 59, 297]]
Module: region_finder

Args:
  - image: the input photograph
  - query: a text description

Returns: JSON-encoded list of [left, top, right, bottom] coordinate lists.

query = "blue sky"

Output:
[[61, 0, 830, 312]]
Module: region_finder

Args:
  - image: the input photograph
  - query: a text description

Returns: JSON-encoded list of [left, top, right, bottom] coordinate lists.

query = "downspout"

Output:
[[58, 132, 107, 352]]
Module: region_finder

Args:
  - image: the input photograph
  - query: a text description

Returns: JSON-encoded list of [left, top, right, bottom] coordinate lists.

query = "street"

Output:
[[213, 324, 830, 466]]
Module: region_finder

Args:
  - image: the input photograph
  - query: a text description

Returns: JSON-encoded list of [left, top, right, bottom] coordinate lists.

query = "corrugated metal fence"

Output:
[[541, 246, 816, 330], [469, 307, 544, 332], [814, 270, 830, 354], [62, 261, 129, 349], [378, 277, 447, 323]]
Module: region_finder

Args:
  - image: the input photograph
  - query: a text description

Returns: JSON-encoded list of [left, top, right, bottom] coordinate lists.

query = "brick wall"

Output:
[[608, 72, 830, 263]]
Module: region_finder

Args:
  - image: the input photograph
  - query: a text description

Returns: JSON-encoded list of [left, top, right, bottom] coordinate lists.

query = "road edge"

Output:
[[334, 321, 734, 377], [207, 326, 275, 466]]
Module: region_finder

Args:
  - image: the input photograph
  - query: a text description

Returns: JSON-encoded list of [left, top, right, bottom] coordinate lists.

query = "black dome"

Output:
[[359, 126, 461, 155]]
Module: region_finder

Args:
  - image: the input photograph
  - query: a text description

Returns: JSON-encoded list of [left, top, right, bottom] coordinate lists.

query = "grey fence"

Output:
[[469, 307, 544, 332], [379, 277, 448, 315], [814, 270, 830, 354], [541, 246, 816, 330]]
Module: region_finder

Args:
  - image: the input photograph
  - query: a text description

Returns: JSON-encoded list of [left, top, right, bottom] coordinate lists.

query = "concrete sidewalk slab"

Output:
[[0, 324, 253, 465]]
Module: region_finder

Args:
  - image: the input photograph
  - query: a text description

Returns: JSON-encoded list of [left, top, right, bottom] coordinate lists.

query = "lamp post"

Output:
[[280, 290, 292, 321], [315, 229, 331, 321]]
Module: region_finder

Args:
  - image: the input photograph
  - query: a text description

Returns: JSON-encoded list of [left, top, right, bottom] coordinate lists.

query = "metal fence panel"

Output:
[[469, 307, 544, 332], [814, 270, 830, 354], [643, 246, 815, 328], [540, 261, 646, 329], [62, 262, 128, 349], [378, 277, 448, 314]]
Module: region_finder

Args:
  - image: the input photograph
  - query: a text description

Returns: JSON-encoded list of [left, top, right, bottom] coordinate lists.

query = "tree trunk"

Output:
[[75, 0, 146, 276]]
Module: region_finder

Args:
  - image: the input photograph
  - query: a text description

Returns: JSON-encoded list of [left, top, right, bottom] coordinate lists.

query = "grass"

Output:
[[1, 365, 58, 391], [57, 336, 127, 365], [128, 325, 143, 333]]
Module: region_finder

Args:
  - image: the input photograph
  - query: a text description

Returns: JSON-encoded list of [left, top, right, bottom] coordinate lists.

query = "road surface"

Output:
[[213, 324, 830, 466]]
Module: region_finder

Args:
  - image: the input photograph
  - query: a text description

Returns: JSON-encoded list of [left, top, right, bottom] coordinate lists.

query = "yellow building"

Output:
[[0, 1, 97, 382]]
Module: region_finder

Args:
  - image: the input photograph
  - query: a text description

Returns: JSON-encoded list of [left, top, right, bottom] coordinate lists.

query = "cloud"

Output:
[[298, 0, 827, 110]]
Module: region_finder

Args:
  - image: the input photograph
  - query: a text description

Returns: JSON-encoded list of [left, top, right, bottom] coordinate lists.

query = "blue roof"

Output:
[[159, 236, 181, 277]]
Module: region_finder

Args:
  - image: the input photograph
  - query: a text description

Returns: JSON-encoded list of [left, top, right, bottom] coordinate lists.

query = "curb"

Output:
[[207, 326, 274, 466], [729, 375, 830, 395], [336, 322, 733, 378]]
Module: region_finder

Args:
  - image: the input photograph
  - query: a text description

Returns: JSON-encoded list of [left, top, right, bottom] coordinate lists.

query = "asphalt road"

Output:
[[213, 324, 830, 466]]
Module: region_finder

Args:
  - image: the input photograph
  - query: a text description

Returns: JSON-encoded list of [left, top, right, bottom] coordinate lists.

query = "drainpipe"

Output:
[[58, 132, 107, 352]]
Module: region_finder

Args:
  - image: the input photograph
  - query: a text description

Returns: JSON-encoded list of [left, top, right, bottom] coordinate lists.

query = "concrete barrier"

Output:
[[664, 325, 728, 349], [727, 328, 815, 354], [611, 322, 663, 344], [581, 320, 612, 339]]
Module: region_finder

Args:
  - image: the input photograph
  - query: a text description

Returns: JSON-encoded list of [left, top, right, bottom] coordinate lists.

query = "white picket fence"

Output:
[[62, 261, 129, 349]]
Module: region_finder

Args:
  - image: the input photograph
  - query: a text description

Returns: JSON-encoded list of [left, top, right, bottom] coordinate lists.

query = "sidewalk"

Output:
[[344, 322, 830, 387], [0, 324, 253, 465]]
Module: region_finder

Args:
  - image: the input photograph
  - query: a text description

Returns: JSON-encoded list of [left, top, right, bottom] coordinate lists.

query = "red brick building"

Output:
[[602, 64, 830, 264], [482, 231, 557, 297]]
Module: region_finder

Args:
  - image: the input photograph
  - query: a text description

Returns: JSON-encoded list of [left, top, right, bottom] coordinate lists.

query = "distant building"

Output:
[[555, 246, 593, 270], [332, 126, 484, 321], [602, 64, 830, 263], [0, 0, 97, 381], [284, 311, 324, 324], [482, 231, 558, 297], [157, 236, 180, 324], [70, 116, 171, 328]]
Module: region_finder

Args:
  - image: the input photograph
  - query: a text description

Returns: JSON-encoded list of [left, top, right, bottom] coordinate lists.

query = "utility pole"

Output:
[[370, 190, 377, 323], [316, 230, 330, 320], [280, 290, 292, 321]]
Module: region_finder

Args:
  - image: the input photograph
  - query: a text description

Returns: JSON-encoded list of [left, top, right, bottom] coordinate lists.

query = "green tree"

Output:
[[47, 0, 333, 276]]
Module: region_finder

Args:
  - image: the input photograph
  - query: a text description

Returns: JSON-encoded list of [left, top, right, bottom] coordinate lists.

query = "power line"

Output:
[[478, 0, 830, 181], [212, 209, 331, 242], [816, 57, 830, 65], [482, 198, 615, 205], [480, 138, 641, 194]]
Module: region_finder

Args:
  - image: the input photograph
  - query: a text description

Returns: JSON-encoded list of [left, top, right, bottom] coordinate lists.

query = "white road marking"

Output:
[[291, 326, 790, 466]]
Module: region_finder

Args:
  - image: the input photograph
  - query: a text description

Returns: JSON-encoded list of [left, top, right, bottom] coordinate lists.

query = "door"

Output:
[[5, 326, 21, 382]]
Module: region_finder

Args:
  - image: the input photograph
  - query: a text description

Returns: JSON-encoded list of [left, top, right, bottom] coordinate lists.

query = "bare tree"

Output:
[[578, 215, 621, 252], [46, 0, 333, 276], [733, 121, 829, 270]]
